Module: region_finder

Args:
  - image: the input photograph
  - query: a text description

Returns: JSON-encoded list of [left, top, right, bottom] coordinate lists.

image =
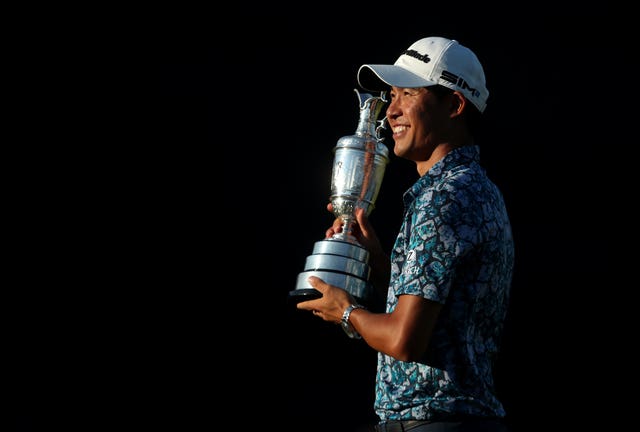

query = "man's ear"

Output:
[[450, 91, 466, 118]]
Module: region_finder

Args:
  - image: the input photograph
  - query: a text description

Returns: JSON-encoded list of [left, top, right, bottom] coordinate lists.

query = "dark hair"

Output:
[[427, 85, 482, 138]]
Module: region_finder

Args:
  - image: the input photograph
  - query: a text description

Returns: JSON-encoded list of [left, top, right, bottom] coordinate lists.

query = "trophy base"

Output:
[[290, 238, 374, 305], [293, 269, 372, 302], [287, 288, 322, 305]]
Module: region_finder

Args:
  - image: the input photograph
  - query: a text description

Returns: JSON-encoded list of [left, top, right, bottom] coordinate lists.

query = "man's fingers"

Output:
[[307, 275, 326, 291]]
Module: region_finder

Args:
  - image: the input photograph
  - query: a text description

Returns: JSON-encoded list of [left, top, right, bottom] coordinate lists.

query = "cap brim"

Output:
[[357, 64, 438, 91]]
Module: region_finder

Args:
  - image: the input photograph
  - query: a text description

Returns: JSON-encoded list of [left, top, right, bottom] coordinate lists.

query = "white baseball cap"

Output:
[[357, 37, 489, 112]]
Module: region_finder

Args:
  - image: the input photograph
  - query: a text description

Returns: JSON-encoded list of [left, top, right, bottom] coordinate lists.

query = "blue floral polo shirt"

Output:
[[374, 145, 515, 421]]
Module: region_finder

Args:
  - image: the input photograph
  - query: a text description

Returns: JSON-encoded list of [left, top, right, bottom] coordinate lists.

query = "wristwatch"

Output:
[[341, 303, 366, 339]]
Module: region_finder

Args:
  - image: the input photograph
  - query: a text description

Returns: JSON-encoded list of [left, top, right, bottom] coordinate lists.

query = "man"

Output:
[[297, 36, 514, 432]]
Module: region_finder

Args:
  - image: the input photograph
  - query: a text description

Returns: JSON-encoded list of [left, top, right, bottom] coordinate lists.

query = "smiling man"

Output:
[[297, 36, 515, 432]]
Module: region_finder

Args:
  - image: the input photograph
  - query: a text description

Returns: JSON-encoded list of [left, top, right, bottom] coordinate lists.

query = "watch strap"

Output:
[[341, 304, 365, 339]]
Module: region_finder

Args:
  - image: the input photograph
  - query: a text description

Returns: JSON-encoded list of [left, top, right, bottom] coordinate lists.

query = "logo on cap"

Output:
[[441, 70, 480, 99], [401, 49, 431, 64]]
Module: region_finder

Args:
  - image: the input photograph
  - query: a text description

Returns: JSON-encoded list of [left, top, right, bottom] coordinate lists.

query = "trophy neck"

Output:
[[355, 89, 387, 141], [330, 215, 361, 245]]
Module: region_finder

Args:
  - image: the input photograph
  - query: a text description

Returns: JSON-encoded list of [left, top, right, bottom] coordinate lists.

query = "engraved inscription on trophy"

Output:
[[289, 89, 388, 305]]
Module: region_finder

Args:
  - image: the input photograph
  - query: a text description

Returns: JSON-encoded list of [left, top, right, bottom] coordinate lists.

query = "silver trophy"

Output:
[[289, 89, 388, 305]]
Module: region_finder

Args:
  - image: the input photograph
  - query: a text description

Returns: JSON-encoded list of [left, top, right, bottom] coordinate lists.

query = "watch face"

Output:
[[341, 320, 350, 332], [341, 304, 364, 339], [341, 320, 360, 339]]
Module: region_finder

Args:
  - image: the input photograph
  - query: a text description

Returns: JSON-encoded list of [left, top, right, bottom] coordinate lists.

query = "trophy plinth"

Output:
[[291, 238, 372, 301], [289, 89, 388, 307]]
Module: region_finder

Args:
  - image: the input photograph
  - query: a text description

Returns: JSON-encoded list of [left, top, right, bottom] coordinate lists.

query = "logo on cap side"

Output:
[[401, 49, 431, 64], [441, 70, 480, 99]]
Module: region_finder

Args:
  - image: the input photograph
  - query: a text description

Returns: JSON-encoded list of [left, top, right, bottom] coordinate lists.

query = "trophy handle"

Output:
[[376, 115, 388, 141]]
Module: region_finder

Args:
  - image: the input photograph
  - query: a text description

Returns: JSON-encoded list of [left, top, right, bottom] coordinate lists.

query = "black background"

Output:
[[11, 8, 629, 431]]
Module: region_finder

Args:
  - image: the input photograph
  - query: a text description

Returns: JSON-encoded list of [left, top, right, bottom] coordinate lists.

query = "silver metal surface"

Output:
[[311, 239, 369, 262], [330, 89, 389, 244], [291, 89, 388, 304], [295, 271, 373, 301], [303, 253, 370, 280]]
